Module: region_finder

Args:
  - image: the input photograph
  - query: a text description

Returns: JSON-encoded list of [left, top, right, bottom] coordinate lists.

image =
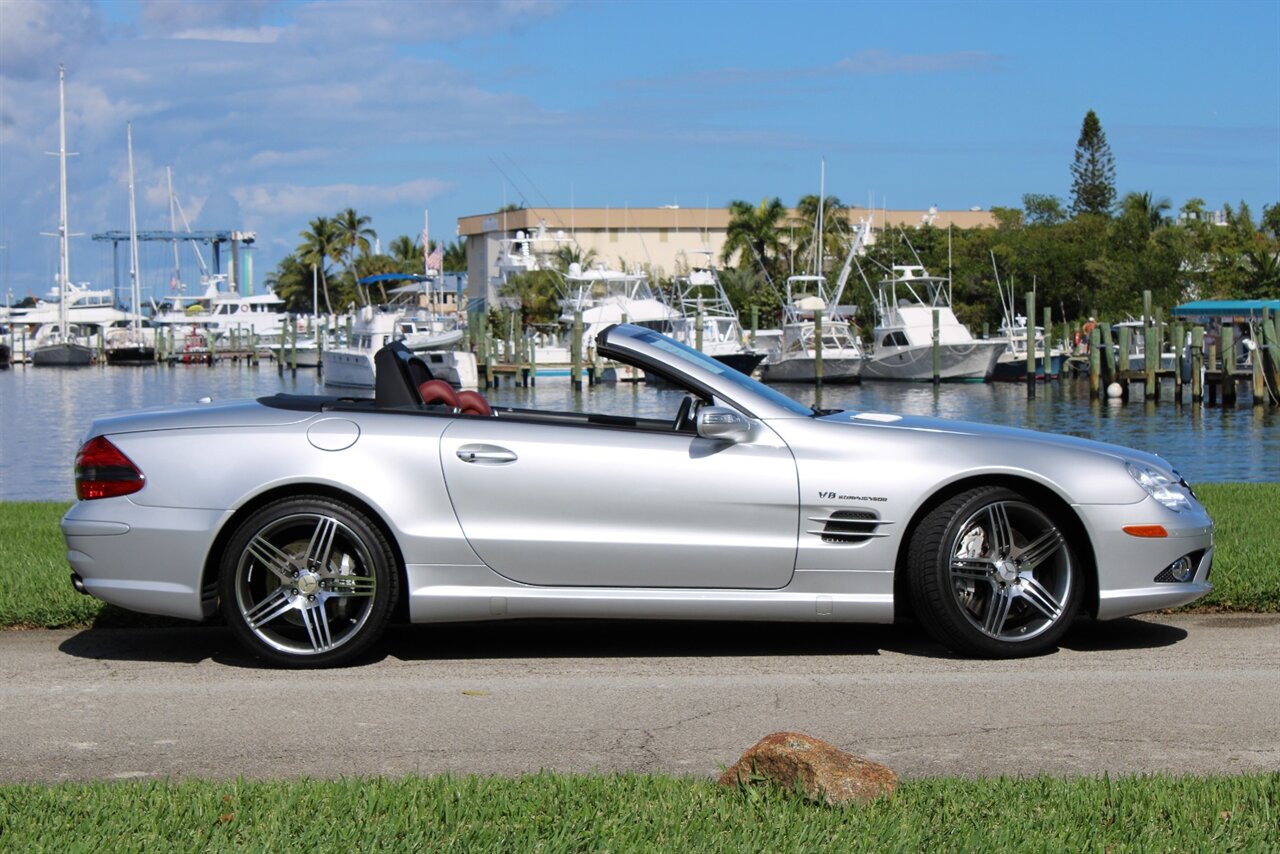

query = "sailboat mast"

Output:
[[127, 123, 141, 335], [57, 65, 71, 340], [167, 166, 180, 289]]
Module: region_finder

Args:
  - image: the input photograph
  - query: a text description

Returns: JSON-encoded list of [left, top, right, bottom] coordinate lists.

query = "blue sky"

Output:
[[1, 0, 1277, 303]]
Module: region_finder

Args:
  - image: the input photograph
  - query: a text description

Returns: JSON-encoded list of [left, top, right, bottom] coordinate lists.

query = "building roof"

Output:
[[457, 206, 996, 236]]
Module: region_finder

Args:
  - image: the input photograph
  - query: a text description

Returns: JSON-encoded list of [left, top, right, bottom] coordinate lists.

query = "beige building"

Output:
[[456, 206, 997, 310]]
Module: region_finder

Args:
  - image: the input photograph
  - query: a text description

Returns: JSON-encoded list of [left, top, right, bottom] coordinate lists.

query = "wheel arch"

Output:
[[891, 474, 1099, 622], [199, 483, 410, 621]]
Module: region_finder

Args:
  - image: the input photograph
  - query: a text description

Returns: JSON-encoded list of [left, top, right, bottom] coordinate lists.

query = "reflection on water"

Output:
[[1, 363, 1275, 500]]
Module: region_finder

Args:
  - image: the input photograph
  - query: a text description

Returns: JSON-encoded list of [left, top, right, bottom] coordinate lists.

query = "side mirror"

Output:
[[696, 406, 752, 443]]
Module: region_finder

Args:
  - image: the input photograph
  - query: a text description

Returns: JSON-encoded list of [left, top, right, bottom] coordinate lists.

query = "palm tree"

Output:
[[791, 194, 850, 275], [443, 238, 467, 272], [1122, 192, 1172, 232], [555, 244, 599, 272], [388, 234, 422, 273], [721, 198, 787, 281], [297, 216, 342, 314], [335, 208, 377, 301]]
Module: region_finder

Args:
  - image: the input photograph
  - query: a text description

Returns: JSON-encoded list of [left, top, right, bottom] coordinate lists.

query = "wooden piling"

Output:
[[1025, 291, 1036, 398], [931, 307, 941, 385], [814, 309, 824, 390], [1173, 322, 1184, 402], [1221, 325, 1236, 406], [1144, 322, 1157, 401], [1117, 325, 1131, 400], [1100, 320, 1117, 384], [1089, 327, 1101, 398], [571, 310, 583, 392], [1191, 325, 1204, 402]]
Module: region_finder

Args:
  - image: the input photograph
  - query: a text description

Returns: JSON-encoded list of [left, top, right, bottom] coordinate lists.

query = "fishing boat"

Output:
[[859, 263, 1003, 382], [666, 251, 764, 376], [758, 214, 870, 384]]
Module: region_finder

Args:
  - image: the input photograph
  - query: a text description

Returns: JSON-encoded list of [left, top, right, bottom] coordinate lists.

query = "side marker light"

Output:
[[1122, 524, 1168, 538]]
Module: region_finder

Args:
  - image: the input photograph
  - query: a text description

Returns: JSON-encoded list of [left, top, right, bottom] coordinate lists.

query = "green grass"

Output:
[[2, 483, 1277, 628], [0, 772, 1275, 851]]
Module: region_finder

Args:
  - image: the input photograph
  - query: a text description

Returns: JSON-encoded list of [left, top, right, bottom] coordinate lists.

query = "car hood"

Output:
[[814, 409, 1175, 471]]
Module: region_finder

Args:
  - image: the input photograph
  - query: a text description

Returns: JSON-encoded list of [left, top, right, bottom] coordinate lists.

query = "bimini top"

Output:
[[1172, 299, 1280, 318]]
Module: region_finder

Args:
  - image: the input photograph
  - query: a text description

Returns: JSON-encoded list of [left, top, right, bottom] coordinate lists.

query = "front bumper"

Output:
[[1076, 498, 1214, 620]]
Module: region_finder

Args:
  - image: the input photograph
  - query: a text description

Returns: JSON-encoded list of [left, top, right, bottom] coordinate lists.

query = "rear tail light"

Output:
[[75, 436, 145, 500]]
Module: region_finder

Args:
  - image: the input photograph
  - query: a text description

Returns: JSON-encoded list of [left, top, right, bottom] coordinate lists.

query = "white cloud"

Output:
[[290, 0, 564, 45], [169, 26, 283, 44], [233, 178, 451, 219], [0, 0, 102, 80]]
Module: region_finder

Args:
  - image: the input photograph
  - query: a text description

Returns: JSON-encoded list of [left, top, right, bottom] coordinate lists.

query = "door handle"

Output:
[[456, 444, 518, 464]]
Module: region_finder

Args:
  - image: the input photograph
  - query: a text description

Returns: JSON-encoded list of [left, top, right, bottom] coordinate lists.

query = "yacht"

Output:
[[860, 264, 1003, 381], [323, 275, 475, 390], [150, 275, 288, 344]]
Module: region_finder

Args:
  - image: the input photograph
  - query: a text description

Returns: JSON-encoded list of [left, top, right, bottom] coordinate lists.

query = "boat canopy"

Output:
[[1171, 299, 1280, 319]]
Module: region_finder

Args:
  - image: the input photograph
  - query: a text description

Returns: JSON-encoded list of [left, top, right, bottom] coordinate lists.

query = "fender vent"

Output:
[[809, 510, 890, 544]]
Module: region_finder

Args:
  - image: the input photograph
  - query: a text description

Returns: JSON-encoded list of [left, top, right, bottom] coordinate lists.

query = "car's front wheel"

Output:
[[907, 486, 1081, 658], [218, 496, 398, 667]]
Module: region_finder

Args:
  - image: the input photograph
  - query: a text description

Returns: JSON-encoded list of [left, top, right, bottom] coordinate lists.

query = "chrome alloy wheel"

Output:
[[231, 512, 378, 657], [946, 500, 1073, 643]]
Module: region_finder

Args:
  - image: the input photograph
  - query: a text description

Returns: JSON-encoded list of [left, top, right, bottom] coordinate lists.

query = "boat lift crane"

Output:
[[91, 229, 257, 297]]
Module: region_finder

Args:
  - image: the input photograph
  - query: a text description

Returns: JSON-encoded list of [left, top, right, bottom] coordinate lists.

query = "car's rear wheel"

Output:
[[218, 496, 398, 667], [907, 486, 1080, 658]]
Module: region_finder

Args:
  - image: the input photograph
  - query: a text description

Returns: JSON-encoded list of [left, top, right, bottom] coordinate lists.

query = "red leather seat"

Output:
[[418, 379, 458, 409], [456, 389, 493, 417]]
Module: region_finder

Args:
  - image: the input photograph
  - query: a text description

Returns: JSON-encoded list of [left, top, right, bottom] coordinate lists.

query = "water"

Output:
[[1, 363, 1275, 500]]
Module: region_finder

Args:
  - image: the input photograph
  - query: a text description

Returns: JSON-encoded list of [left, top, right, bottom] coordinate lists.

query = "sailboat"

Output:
[[105, 122, 156, 364], [32, 65, 94, 367]]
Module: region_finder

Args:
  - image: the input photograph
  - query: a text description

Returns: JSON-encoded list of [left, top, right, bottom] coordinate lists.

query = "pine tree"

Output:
[[1070, 110, 1116, 217]]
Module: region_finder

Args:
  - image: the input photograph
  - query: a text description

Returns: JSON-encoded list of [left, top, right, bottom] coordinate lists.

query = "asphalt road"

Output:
[[1, 613, 1277, 784]]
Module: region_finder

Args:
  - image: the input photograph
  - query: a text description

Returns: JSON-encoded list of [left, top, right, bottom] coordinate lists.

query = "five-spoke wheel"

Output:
[[908, 487, 1080, 657], [219, 497, 398, 667]]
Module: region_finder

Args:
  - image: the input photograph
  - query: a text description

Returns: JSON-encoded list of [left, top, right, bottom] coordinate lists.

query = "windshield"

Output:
[[629, 328, 814, 417]]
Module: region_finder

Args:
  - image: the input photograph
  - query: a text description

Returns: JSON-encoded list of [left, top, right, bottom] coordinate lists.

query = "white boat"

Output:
[[666, 251, 765, 376], [1110, 320, 1177, 372], [990, 315, 1064, 381], [860, 264, 1003, 381], [150, 275, 289, 344], [323, 275, 475, 390], [32, 66, 94, 367]]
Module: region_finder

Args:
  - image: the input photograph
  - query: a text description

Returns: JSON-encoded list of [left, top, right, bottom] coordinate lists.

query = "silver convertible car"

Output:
[[62, 323, 1214, 666]]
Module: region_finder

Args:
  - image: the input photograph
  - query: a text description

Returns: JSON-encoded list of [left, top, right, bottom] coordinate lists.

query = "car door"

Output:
[[438, 415, 799, 589]]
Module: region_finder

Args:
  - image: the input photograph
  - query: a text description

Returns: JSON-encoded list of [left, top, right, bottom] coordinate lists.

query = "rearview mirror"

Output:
[[696, 406, 752, 443]]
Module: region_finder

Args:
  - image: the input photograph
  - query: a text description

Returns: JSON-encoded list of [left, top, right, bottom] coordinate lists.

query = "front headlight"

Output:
[[1126, 462, 1192, 512]]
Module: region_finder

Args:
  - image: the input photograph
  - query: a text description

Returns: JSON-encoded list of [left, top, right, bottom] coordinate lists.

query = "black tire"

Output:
[[218, 496, 398, 667], [907, 486, 1080, 658]]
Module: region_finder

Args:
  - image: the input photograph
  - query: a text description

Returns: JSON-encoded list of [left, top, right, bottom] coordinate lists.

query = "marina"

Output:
[[1, 359, 1275, 502]]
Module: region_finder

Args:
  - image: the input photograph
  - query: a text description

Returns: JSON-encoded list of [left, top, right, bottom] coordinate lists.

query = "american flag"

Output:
[[426, 245, 443, 273]]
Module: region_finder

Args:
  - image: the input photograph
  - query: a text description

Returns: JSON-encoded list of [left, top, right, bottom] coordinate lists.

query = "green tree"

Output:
[[264, 252, 312, 313], [722, 197, 787, 282], [335, 208, 377, 302], [442, 238, 467, 273], [297, 216, 342, 314], [388, 234, 423, 274], [1022, 193, 1067, 226], [1070, 110, 1117, 217]]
